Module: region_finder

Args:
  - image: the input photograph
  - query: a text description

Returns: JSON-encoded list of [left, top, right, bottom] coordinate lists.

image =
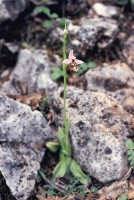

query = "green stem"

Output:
[[62, 20, 71, 156], [63, 19, 67, 127]]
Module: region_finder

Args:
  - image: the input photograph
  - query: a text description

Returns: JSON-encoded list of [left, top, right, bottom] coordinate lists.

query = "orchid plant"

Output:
[[46, 20, 88, 184]]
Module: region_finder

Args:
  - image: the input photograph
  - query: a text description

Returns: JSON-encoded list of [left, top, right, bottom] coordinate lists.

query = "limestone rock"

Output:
[[64, 87, 132, 183], [70, 17, 119, 52], [0, 0, 28, 24], [86, 62, 134, 91], [107, 88, 134, 115], [92, 3, 118, 18], [1, 49, 57, 95], [0, 0, 10, 23], [123, 35, 134, 71], [48, 17, 118, 56], [85, 62, 134, 113], [0, 94, 55, 200], [66, 0, 88, 14]]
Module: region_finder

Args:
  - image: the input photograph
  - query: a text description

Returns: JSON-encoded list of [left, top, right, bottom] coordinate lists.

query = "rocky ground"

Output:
[[0, 0, 134, 200]]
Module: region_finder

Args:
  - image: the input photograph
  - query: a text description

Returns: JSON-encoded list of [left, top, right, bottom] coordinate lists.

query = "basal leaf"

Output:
[[53, 153, 68, 178], [57, 127, 65, 148], [70, 159, 88, 184], [46, 141, 60, 153]]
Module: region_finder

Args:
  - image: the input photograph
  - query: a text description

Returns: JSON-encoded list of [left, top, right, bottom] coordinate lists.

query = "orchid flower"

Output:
[[62, 50, 84, 72]]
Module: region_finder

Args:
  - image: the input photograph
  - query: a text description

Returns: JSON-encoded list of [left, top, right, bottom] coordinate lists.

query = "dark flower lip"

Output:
[[69, 63, 78, 72]]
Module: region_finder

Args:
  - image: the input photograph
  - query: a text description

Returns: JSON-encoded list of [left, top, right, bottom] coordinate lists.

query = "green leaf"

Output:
[[59, 18, 66, 27], [53, 162, 61, 177], [125, 139, 134, 168], [51, 67, 64, 80], [53, 153, 68, 178], [42, 20, 53, 29], [36, 6, 45, 14], [66, 157, 72, 172], [89, 186, 98, 194], [87, 61, 97, 68], [42, 7, 51, 16], [65, 117, 70, 135], [57, 124, 71, 156], [51, 66, 61, 72], [126, 139, 134, 149], [70, 159, 88, 184], [117, 0, 129, 5], [51, 13, 58, 19], [46, 141, 60, 153], [51, 72, 62, 80], [77, 62, 96, 76], [57, 127, 65, 146], [117, 193, 128, 200], [64, 117, 71, 155]]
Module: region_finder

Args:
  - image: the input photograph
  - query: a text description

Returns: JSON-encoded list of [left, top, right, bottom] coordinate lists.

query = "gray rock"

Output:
[[1, 81, 19, 95], [92, 3, 119, 17], [47, 27, 63, 52], [107, 88, 134, 115], [64, 87, 132, 183], [73, 18, 119, 50], [1, 49, 57, 95], [0, 0, 10, 23], [48, 17, 118, 56], [0, 0, 28, 24], [0, 94, 56, 200], [123, 35, 134, 71], [66, 0, 88, 14], [3, 42, 19, 54], [86, 62, 134, 91], [85, 62, 134, 113]]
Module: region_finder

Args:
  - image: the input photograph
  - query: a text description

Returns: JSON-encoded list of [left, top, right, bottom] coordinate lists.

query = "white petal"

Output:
[[76, 59, 84, 64], [62, 59, 71, 64], [69, 50, 75, 59]]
